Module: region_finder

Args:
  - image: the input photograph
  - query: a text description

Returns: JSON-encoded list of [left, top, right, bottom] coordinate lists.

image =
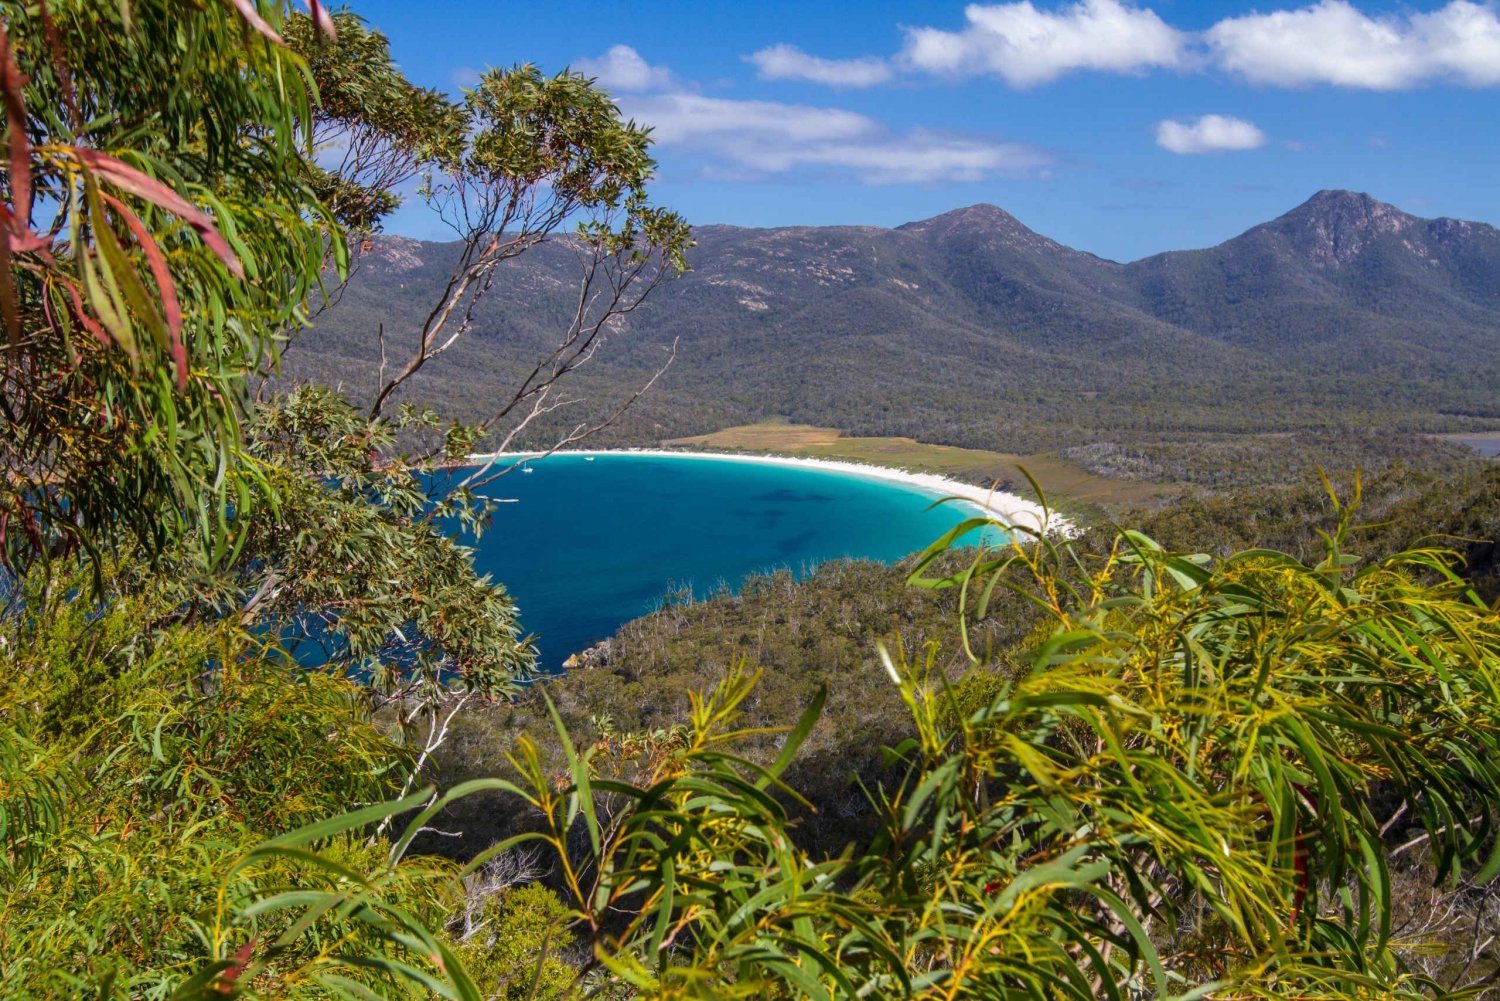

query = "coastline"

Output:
[[465, 448, 1070, 536]]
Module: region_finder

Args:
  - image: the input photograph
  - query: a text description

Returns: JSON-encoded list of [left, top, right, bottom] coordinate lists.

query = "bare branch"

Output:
[[449, 336, 678, 498]]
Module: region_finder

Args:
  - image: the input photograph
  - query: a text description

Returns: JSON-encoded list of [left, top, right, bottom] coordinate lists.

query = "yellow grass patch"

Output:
[[664, 423, 1176, 513]]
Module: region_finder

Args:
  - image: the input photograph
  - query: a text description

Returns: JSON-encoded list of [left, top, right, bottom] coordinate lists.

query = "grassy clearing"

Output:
[[664, 422, 1177, 517], [666, 423, 844, 450]]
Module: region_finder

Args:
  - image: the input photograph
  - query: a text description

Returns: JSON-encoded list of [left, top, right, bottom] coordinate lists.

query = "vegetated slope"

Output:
[[288, 191, 1500, 454], [1125, 191, 1500, 379], [434, 463, 1500, 860]]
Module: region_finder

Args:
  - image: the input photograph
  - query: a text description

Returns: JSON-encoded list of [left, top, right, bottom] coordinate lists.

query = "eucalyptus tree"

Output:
[[204, 16, 694, 703], [1, 1, 689, 700], [0, 4, 523, 994], [274, 9, 692, 456], [283, 9, 466, 240], [361, 62, 692, 454], [0, 20, 689, 996], [0, 0, 337, 574]]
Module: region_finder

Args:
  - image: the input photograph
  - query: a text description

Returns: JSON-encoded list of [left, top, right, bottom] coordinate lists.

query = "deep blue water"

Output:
[[1448, 435, 1500, 458], [460, 453, 994, 670]]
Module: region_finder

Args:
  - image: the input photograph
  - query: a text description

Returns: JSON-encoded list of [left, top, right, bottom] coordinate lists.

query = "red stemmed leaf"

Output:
[[303, 0, 337, 40], [103, 192, 188, 391], [0, 188, 46, 255], [224, 0, 285, 44], [0, 215, 18, 346], [0, 22, 32, 234], [72, 147, 245, 278], [0, 210, 52, 345], [222, 937, 258, 987], [3, 227, 48, 254], [60, 276, 111, 346]]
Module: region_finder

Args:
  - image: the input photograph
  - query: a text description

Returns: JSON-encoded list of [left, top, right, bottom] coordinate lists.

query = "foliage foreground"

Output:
[[6, 516, 1497, 999], [0, 1, 1496, 997], [454, 519, 1500, 1001]]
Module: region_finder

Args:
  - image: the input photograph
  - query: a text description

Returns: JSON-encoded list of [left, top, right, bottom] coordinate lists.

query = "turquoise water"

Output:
[[461, 453, 995, 670]]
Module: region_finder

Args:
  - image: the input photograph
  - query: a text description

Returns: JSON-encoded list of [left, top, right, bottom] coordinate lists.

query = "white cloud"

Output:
[[573, 45, 674, 93], [743, 0, 1500, 93], [744, 44, 893, 87], [622, 93, 876, 145], [733, 128, 1051, 184], [571, 46, 1051, 185], [1154, 114, 1267, 154], [763, 0, 1500, 93], [618, 93, 1049, 184], [1207, 0, 1500, 89], [900, 0, 1186, 86]]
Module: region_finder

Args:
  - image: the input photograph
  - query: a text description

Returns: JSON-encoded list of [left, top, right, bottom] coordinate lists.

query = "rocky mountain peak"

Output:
[[897, 203, 1076, 257], [1262, 189, 1418, 266], [898, 203, 1027, 238], [361, 235, 427, 274]]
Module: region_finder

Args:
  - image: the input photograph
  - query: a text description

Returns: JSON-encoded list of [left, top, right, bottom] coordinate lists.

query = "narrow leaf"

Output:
[[303, 0, 337, 39], [72, 147, 244, 277], [0, 23, 31, 233], [224, 0, 285, 43], [103, 192, 187, 390], [760, 683, 825, 787]]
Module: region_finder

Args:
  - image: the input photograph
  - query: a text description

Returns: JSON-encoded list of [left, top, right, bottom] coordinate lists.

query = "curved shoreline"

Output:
[[466, 448, 1070, 536]]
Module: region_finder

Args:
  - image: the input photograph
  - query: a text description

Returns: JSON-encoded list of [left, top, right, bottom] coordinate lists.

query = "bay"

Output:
[[462, 453, 997, 670]]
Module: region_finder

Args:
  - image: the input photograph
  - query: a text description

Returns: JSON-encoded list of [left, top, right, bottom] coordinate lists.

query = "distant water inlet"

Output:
[[461, 453, 1006, 671]]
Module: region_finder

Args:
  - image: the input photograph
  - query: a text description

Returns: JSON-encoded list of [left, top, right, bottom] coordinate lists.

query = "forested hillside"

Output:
[[291, 190, 1500, 455]]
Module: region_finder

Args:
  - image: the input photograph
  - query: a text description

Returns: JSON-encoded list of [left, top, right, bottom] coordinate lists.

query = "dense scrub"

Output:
[[421, 513, 1500, 998], [436, 464, 1500, 859], [434, 552, 1043, 854], [1061, 431, 1479, 489], [1120, 464, 1500, 600], [0, 570, 463, 994]]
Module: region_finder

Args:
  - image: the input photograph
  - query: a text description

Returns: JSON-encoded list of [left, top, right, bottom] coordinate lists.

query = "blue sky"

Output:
[[349, 0, 1500, 262]]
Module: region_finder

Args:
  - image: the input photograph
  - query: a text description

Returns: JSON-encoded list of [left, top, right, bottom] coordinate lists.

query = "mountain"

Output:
[[285, 191, 1500, 453], [1124, 191, 1500, 368]]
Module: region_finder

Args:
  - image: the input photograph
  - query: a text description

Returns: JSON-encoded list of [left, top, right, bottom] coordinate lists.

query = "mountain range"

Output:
[[288, 190, 1500, 454]]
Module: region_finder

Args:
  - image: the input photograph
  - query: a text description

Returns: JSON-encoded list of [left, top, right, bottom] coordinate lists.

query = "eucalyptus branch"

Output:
[[378, 691, 474, 851]]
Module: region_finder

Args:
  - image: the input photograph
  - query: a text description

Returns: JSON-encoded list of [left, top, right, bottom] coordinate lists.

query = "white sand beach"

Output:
[[466, 448, 1070, 537]]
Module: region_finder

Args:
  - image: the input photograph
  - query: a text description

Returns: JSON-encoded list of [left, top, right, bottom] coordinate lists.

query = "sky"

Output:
[[348, 0, 1500, 262]]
